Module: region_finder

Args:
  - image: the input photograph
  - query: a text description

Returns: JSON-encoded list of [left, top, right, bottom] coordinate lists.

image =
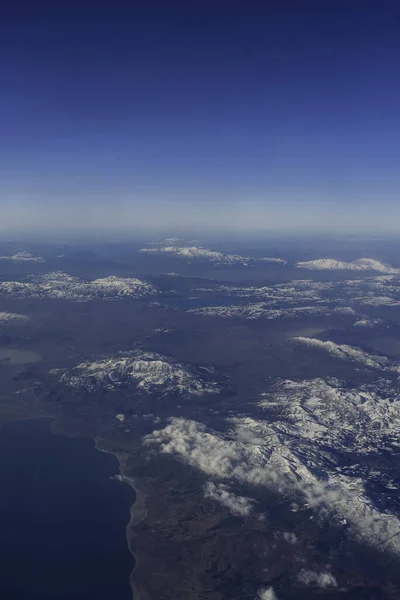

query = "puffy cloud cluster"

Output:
[[144, 389, 400, 556], [144, 417, 286, 493], [204, 482, 255, 517], [282, 532, 297, 544], [297, 569, 337, 588]]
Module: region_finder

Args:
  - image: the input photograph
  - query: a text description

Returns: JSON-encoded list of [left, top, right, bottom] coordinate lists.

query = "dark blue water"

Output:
[[0, 418, 134, 600]]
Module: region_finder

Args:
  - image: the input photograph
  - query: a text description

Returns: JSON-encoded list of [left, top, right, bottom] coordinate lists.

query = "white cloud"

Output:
[[282, 532, 297, 544], [297, 569, 337, 588], [204, 482, 254, 517], [258, 587, 278, 600], [144, 407, 400, 556]]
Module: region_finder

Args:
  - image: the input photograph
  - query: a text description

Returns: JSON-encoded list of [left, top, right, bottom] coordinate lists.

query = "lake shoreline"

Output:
[[0, 416, 135, 600], [94, 443, 149, 600]]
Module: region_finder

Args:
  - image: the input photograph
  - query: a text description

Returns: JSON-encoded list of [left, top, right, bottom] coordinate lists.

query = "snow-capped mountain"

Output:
[[189, 304, 330, 320], [258, 377, 400, 452], [0, 251, 44, 263], [359, 295, 400, 306], [193, 280, 335, 301], [55, 350, 222, 398], [189, 274, 400, 319], [145, 375, 400, 555], [290, 337, 393, 371], [0, 272, 158, 301], [89, 276, 157, 298], [297, 258, 399, 273], [194, 275, 400, 303], [139, 245, 286, 266], [353, 318, 383, 328]]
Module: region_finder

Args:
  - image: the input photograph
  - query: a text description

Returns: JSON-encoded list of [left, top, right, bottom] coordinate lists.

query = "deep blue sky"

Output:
[[1, 0, 400, 236]]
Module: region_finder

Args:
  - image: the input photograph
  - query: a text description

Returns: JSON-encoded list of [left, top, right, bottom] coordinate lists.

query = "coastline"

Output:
[[0, 414, 147, 600], [94, 440, 149, 600], [0, 416, 135, 599], [125, 480, 151, 600]]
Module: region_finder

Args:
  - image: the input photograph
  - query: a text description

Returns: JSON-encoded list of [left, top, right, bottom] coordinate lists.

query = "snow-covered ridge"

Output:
[[290, 337, 393, 371], [144, 251, 398, 273], [193, 275, 400, 304], [297, 258, 399, 274], [193, 280, 335, 300], [55, 350, 222, 398], [360, 295, 400, 306], [145, 375, 400, 555], [189, 304, 329, 320], [353, 318, 382, 328], [0, 272, 157, 301], [187, 280, 364, 320], [0, 311, 30, 324], [0, 251, 44, 263], [258, 377, 400, 452], [188, 273, 400, 319], [139, 245, 286, 266]]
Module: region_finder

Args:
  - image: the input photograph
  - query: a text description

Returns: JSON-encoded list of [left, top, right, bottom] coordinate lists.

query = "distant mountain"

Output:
[[140, 245, 286, 266], [190, 304, 330, 320], [0, 311, 30, 324], [290, 337, 394, 371], [53, 350, 222, 399], [0, 272, 158, 301], [0, 251, 44, 263], [297, 258, 398, 273]]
